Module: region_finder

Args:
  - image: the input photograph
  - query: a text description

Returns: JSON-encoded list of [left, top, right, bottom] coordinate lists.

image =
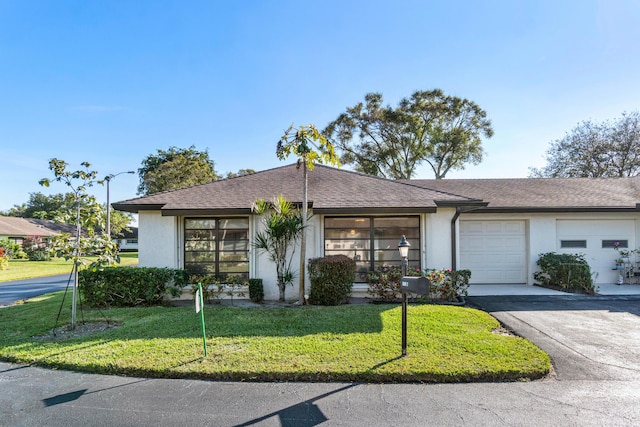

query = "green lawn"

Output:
[[0, 252, 138, 282], [0, 292, 550, 383]]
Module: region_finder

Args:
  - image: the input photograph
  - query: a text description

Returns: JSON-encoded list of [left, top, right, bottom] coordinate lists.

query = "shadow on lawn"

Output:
[[85, 304, 395, 340]]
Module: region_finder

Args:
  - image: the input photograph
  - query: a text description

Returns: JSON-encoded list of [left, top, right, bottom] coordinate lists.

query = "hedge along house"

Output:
[[112, 164, 640, 300]]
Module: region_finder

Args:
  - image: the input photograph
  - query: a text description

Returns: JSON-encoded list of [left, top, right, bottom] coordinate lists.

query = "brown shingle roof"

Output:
[[406, 177, 640, 211], [0, 217, 77, 237], [112, 164, 476, 215]]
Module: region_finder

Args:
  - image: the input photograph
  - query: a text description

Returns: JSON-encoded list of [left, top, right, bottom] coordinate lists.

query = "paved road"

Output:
[[0, 274, 73, 307], [2, 294, 640, 425], [1, 361, 640, 426]]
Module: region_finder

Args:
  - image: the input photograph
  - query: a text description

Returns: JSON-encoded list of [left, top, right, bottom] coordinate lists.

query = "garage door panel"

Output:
[[485, 223, 503, 233], [503, 238, 524, 250], [461, 222, 484, 234], [460, 220, 527, 284], [460, 236, 484, 251], [504, 222, 525, 233]]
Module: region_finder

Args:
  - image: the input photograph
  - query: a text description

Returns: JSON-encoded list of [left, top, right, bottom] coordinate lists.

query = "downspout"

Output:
[[451, 208, 462, 271], [447, 203, 489, 271]]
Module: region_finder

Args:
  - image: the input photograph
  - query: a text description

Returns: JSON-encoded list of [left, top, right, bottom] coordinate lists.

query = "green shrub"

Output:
[[79, 267, 189, 308], [0, 238, 25, 259], [533, 252, 595, 295], [248, 278, 264, 303], [22, 236, 50, 261], [308, 255, 356, 305], [366, 266, 422, 301], [187, 274, 222, 303], [425, 269, 471, 301], [187, 274, 248, 304]]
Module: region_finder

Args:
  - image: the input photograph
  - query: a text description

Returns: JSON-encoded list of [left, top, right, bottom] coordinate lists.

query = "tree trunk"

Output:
[[299, 160, 308, 304]]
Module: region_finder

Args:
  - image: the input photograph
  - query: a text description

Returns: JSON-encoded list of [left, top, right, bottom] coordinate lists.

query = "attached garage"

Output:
[[556, 219, 635, 283], [460, 220, 527, 284]]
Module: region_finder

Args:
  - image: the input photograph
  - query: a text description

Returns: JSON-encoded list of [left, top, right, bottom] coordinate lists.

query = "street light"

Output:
[[105, 171, 135, 238], [398, 235, 410, 356]]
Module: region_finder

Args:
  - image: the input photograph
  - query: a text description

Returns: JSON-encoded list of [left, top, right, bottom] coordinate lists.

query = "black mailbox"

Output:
[[400, 276, 430, 295]]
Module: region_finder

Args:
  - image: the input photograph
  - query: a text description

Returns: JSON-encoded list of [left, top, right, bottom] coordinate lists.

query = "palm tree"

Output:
[[276, 124, 340, 304], [252, 195, 304, 301]]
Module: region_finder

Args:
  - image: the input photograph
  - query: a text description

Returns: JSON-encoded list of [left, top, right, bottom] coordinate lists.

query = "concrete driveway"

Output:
[[467, 294, 640, 381]]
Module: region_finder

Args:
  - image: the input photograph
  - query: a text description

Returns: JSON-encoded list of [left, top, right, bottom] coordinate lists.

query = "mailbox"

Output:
[[400, 276, 430, 295]]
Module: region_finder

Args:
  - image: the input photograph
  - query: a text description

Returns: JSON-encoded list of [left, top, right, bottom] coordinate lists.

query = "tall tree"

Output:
[[252, 196, 304, 301], [4, 192, 76, 219], [137, 145, 218, 195], [277, 124, 340, 304], [225, 169, 256, 179], [323, 89, 494, 179], [530, 111, 640, 178]]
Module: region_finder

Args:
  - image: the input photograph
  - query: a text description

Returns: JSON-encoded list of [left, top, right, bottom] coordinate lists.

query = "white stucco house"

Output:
[[112, 164, 640, 300]]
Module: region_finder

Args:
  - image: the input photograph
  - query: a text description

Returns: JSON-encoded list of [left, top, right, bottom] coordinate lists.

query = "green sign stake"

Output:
[[196, 283, 207, 356]]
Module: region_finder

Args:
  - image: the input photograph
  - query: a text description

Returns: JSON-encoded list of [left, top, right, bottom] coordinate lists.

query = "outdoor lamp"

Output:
[[397, 235, 410, 260]]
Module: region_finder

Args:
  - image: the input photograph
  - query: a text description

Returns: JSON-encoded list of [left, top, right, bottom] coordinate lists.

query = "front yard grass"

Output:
[[0, 292, 550, 383], [0, 252, 138, 282]]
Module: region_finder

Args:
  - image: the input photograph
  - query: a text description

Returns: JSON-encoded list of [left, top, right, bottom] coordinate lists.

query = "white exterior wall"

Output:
[[138, 211, 179, 268], [425, 208, 455, 270], [253, 213, 321, 301]]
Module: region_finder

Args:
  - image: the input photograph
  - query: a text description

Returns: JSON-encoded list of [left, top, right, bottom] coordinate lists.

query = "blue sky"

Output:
[[1, 0, 639, 212]]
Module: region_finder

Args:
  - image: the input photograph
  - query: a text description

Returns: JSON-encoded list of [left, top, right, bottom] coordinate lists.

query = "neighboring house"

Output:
[[113, 227, 138, 252], [0, 217, 77, 245], [112, 164, 640, 300]]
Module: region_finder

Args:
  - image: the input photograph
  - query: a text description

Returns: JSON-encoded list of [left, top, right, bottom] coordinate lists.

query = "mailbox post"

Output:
[[398, 236, 410, 356], [399, 276, 431, 356], [399, 235, 432, 356]]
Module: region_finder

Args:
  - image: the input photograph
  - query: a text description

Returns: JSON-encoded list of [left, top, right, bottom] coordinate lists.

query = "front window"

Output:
[[184, 218, 249, 280], [324, 216, 420, 282]]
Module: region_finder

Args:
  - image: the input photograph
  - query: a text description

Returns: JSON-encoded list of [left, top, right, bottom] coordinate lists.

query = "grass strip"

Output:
[[0, 292, 550, 383]]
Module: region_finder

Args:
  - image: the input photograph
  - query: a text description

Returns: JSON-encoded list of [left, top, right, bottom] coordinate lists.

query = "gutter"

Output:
[[435, 200, 489, 271]]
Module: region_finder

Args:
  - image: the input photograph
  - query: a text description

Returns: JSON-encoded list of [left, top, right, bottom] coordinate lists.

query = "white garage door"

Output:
[[460, 220, 527, 284]]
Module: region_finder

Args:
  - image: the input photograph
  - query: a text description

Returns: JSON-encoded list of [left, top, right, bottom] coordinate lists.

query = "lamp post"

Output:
[[398, 235, 410, 356], [104, 171, 135, 238]]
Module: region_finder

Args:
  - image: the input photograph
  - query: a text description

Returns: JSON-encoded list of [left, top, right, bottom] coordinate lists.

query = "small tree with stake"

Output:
[[277, 124, 340, 304], [40, 159, 119, 329]]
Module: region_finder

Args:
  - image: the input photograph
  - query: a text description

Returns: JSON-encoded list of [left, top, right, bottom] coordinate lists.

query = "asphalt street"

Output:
[[0, 274, 73, 307], [2, 289, 640, 425]]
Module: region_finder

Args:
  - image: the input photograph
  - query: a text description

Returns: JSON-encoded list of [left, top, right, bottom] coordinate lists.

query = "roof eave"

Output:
[[434, 199, 489, 208], [111, 203, 166, 213], [314, 207, 437, 215], [464, 206, 640, 213], [161, 208, 252, 216]]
